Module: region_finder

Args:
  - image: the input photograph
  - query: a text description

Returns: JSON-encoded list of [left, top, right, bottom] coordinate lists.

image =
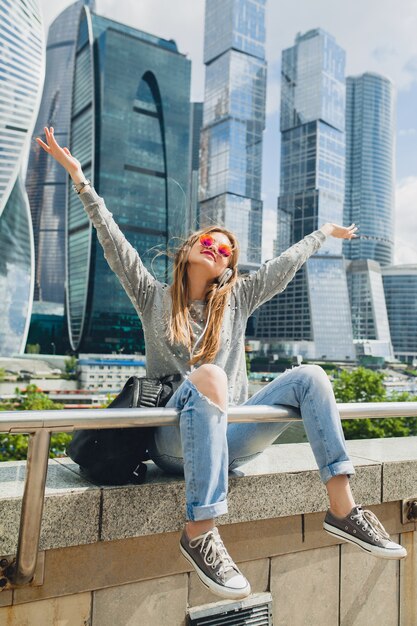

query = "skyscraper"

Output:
[[66, 6, 191, 353], [0, 0, 44, 356], [342, 73, 395, 361], [199, 0, 267, 269], [188, 102, 203, 231], [382, 266, 417, 365], [256, 29, 355, 361], [346, 260, 393, 360], [26, 0, 96, 307], [344, 73, 395, 266]]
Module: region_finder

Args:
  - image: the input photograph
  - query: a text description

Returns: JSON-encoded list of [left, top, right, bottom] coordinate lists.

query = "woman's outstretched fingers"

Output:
[[36, 136, 50, 152]]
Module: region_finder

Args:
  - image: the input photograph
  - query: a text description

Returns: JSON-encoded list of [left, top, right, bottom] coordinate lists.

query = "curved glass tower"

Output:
[[26, 0, 95, 305], [0, 0, 44, 355], [344, 73, 395, 266], [67, 7, 191, 352]]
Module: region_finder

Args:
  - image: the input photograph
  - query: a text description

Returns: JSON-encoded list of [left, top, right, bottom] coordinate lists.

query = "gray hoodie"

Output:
[[79, 188, 327, 405]]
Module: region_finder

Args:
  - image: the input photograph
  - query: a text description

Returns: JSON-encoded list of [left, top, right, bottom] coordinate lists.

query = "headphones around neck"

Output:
[[217, 268, 233, 288]]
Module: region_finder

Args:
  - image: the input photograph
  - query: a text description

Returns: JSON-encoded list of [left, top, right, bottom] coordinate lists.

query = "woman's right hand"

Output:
[[36, 126, 83, 180]]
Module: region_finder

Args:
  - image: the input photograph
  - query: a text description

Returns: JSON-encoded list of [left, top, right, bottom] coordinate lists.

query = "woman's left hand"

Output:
[[320, 222, 359, 239]]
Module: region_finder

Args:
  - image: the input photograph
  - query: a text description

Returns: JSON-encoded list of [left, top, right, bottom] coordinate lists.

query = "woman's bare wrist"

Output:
[[320, 223, 334, 237], [70, 169, 86, 184]]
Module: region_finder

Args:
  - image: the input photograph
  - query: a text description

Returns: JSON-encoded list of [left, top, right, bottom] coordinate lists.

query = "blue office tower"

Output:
[[256, 30, 355, 361], [344, 73, 395, 266], [66, 7, 191, 352], [199, 0, 267, 269], [0, 0, 44, 356]]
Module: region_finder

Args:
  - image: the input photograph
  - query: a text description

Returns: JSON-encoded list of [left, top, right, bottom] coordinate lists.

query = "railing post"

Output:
[[10, 429, 51, 585]]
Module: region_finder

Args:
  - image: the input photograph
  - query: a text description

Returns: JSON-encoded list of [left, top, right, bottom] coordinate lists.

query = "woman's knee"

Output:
[[188, 364, 228, 410], [300, 364, 331, 388]]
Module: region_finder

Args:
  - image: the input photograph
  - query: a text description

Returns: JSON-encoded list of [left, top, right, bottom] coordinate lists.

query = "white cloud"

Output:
[[398, 128, 417, 136], [394, 176, 417, 264]]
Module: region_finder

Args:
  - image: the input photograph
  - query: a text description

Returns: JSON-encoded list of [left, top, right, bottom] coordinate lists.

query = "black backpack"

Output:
[[67, 374, 182, 485]]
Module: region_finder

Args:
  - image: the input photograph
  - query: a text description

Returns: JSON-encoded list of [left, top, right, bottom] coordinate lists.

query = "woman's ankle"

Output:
[[186, 519, 215, 540]]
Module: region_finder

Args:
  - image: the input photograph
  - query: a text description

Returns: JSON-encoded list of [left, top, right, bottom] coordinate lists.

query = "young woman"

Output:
[[37, 127, 407, 601]]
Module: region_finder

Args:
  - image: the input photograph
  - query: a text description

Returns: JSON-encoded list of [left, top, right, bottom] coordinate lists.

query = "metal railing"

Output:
[[1, 401, 417, 587]]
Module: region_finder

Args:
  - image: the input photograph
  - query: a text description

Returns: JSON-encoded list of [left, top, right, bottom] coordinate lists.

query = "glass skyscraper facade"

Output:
[[0, 0, 44, 356], [26, 0, 95, 307], [382, 266, 417, 364], [344, 73, 395, 266], [67, 7, 191, 352], [188, 102, 203, 231], [199, 0, 267, 268], [256, 29, 354, 361], [346, 260, 393, 359]]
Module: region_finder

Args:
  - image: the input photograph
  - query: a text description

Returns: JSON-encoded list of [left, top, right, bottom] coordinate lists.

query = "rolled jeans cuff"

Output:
[[320, 460, 356, 485], [187, 499, 228, 521]]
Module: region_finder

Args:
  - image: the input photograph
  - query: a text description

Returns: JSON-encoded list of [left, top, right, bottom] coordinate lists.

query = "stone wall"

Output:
[[1, 438, 416, 625]]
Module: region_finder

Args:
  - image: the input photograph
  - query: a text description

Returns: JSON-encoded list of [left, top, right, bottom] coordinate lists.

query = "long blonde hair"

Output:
[[168, 225, 239, 366]]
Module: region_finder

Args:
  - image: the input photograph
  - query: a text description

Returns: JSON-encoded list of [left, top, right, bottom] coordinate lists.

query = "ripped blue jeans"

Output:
[[148, 364, 355, 521]]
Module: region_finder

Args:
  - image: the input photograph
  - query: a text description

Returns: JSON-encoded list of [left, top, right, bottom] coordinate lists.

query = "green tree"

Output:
[[333, 367, 417, 439], [0, 386, 71, 461], [64, 356, 78, 379], [0, 368, 6, 381]]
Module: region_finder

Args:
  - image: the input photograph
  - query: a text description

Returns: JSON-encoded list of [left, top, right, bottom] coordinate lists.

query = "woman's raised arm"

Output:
[[36, 127, 158, 316]]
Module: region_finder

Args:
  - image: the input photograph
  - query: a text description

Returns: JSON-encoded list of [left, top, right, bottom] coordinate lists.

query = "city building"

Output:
[[66, 6, 191, 353], [382, 265, 417, 365], [26, 0, 96, 307], [0, 0, 44, 356], [342, 73, 396, 363], [346, 259, 394, 360], [344, 73, 395, 266], [256, 29, 355, 361], [188, 102, 203, 231], [199, 0, 267, 269], [77, 354, 146, 391]]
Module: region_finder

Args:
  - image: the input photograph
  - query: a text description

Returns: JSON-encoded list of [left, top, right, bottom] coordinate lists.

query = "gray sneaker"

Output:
[[180, 527, 251, 600], [323, 505, 407, 560]]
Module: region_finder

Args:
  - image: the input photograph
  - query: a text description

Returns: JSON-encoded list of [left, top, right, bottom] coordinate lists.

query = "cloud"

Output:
[[398, 128, 417, 136], [394, 176, 417, 264]]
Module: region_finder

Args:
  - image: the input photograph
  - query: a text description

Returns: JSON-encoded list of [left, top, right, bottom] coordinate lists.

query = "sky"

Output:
[[39, 0, 417, 264]]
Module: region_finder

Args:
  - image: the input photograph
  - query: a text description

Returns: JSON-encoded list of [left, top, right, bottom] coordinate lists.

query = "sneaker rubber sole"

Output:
[[179, 542, 251, 600], [323, 521, 407, 560]]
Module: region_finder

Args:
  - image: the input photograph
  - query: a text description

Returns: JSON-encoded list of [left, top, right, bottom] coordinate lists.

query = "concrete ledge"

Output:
[[0, 437, 416, 555]]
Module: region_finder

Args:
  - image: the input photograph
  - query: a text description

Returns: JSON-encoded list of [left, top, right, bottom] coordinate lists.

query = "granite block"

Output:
[[340, 536, 400, 625], [0, 459, 100, 555], [271, 545, 339, 626], [100, 481, 186, 541], [92, 573, 187, 626], [346, 436, 417, 462], [0, 592, 91, 625], [383, 461, 417, 502], [400, 531, 417, 626]]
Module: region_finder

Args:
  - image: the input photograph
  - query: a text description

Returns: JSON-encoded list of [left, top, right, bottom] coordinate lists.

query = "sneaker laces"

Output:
[[352, 506, 390, 541], [189, 528, 236, 581]]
